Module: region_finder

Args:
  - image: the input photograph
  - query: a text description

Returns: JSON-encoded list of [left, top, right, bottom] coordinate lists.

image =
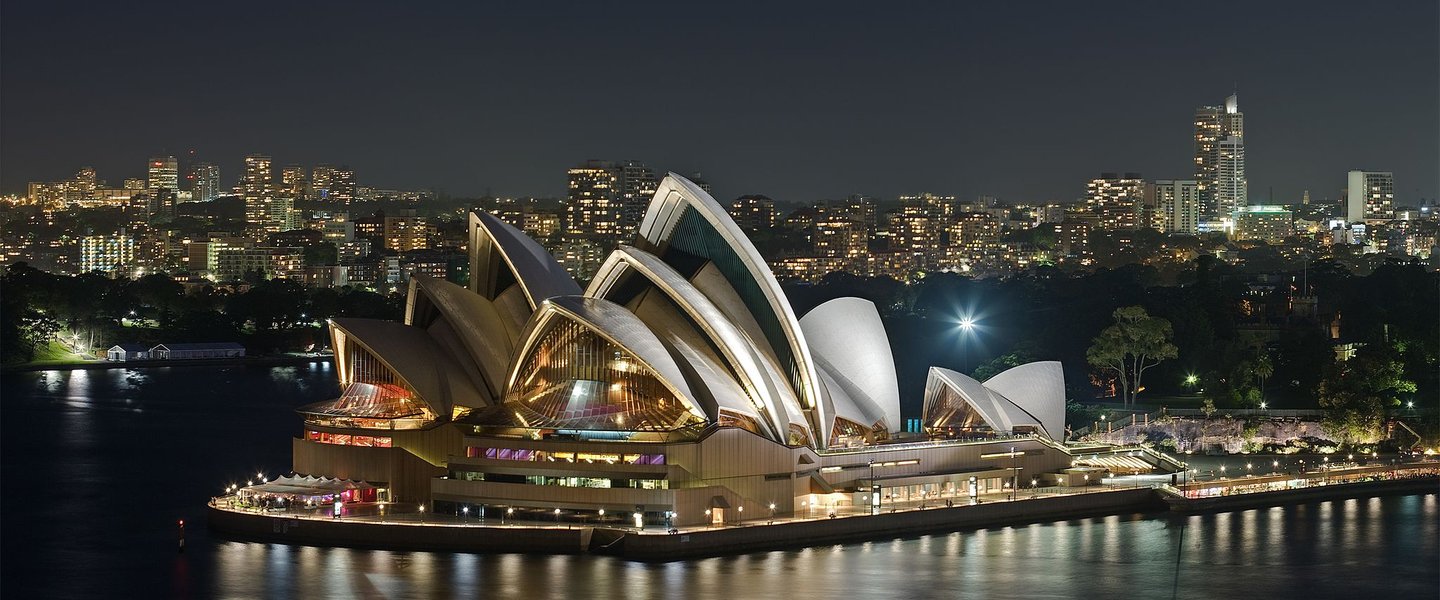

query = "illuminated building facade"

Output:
[[243, 154, 274, 235], [1347, 170, 1395, 223], [729, 195, 778, 231], [78, 231, 136, 274], [1149, 180, 1200, 234], [190, 162, 221, 202], [1232, 205, 1294, 244], [148, 155, 179, 195], [1085, 173, 1146, 230], [1194, 93, 1244, 219]]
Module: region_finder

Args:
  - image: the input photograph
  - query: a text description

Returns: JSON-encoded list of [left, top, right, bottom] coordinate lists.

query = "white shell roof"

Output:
[[799, 297, 901, 433], [471, 211, 581, 308], [982, 361, 1066, 440], [636, 173, 827, 439], [587, 245, 799, 442]]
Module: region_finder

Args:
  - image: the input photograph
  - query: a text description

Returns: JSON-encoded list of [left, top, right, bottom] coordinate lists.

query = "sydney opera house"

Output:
[[292, 174, 1088, 527]]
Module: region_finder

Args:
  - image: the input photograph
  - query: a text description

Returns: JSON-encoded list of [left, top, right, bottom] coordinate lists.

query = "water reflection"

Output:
[[1, 366, 1436, 599], [196, 495, 1439, 599]]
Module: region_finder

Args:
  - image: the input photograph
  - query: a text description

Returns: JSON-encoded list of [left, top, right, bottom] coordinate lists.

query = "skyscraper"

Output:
[[1085, 173, 1146, 230], [1148, 180, 1200, 234], [311, 165, 335, 201], [281, 165, 308, 200], [243, 154, 273, 234], [566, 160, 622, 237], [617, 161, 657, 231], [330, 166, 356, 204], [1194, 94, 1245, 219], [190, 162, 221, 202], [1346, 171, 1395, 222], [1215, 136, 1247, 218], [148, 155, 179, 195]]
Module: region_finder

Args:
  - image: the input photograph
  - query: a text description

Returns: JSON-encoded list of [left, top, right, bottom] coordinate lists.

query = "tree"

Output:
[[1317, 343, 1416, 445], [1086, 306, 1178, 408]]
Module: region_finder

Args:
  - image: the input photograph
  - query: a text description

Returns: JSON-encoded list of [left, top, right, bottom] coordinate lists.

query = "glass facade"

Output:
[[922, 385, 996, 437], [502, 318, 704, 432], [464, 447, 666, 465], [306, 430, 394, 448]]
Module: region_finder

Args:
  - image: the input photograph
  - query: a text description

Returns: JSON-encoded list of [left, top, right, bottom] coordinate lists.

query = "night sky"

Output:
[[2, 1, 1436, 205]]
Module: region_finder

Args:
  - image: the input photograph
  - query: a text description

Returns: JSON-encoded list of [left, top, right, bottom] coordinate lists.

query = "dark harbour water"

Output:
[[2, 364, 1437, 599]]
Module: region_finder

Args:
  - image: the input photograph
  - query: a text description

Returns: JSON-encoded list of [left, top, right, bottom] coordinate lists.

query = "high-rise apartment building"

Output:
[[812, 217, 867, 261], [312, 165, 336, 201], [1346, 171, 1395, 222], [1085, 173, 1146, 230], [190, 162, 221, 201], [281, 165, 308, 200], [567, 161, 623, 237], [383, 210, 429, 251], [330, 166, 356, 204], [1194, 94, 1245, 219], [617, 161, 657, 231], [243, 154, 274, 235], [148, 156, 179, 194], [1215, 136, 1247, 217], [1149, 180, 1200, 234], [729, 195, 778, 230], [78, 231, 136, 274]]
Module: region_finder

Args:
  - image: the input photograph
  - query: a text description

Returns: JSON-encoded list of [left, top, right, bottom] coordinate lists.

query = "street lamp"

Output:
[[737, 505, 744, 525], [768, 502, 776, 522], [1259, 401, 1267, 410]]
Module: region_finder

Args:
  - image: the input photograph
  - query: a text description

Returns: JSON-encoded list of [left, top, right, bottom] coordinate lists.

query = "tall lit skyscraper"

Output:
[[243, 154, 273, 234], [1346, 171, 1395, 222], [1194, 93, 1245, 219], [148, 155, 179, 194], [312, 165, 335, 201], [1215, 136, 1247, 217], [1085, 173, 1146, 230], [567, 160, 622, 237], [190, 162, 221, 202], [1148, 180, 1200, 234], [281, 165, 308, 200], [330, 166, 356, 204], [617, 161, 657, 231]]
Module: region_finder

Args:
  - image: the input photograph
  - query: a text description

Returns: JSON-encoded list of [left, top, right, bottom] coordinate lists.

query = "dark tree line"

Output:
[[1, 262, 403, 364]]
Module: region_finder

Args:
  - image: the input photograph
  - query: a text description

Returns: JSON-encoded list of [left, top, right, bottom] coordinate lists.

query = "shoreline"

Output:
[[2, 354, 332, 373], [207, 477, 1438, 560]]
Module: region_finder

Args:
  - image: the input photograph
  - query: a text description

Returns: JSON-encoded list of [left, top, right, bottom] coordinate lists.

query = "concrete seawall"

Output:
[[595, 489, 1162, 561], [206, 505, 591, 554]]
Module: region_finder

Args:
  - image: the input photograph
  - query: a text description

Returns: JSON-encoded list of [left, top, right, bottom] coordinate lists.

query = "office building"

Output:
[[729, 195, 778, 231], [190, 162, 221, 202], [1347, 171, 1395, 223], [148, 156, 179, 195], [1194, 94, 1245, 219]]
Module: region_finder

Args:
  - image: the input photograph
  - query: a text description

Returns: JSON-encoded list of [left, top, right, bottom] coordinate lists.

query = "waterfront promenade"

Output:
[[207, 462, 1439, 559]]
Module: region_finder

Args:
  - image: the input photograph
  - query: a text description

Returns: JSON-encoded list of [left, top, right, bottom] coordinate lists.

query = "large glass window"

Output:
[[464, 447, 665, 465], [306, 430, 394, 448], [501, 318, 703, 432]]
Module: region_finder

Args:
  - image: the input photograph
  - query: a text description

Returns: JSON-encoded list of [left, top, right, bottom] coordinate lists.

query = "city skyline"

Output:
[[2, 2, 1436, 204]]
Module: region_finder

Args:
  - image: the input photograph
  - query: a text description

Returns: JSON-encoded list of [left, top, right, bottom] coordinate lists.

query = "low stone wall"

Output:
[[207, 505, 591, 554], [597, 488, 1161, 561]]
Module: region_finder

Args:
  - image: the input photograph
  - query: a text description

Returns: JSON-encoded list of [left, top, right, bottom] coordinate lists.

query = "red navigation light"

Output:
[[178, 519, 185, 526]]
